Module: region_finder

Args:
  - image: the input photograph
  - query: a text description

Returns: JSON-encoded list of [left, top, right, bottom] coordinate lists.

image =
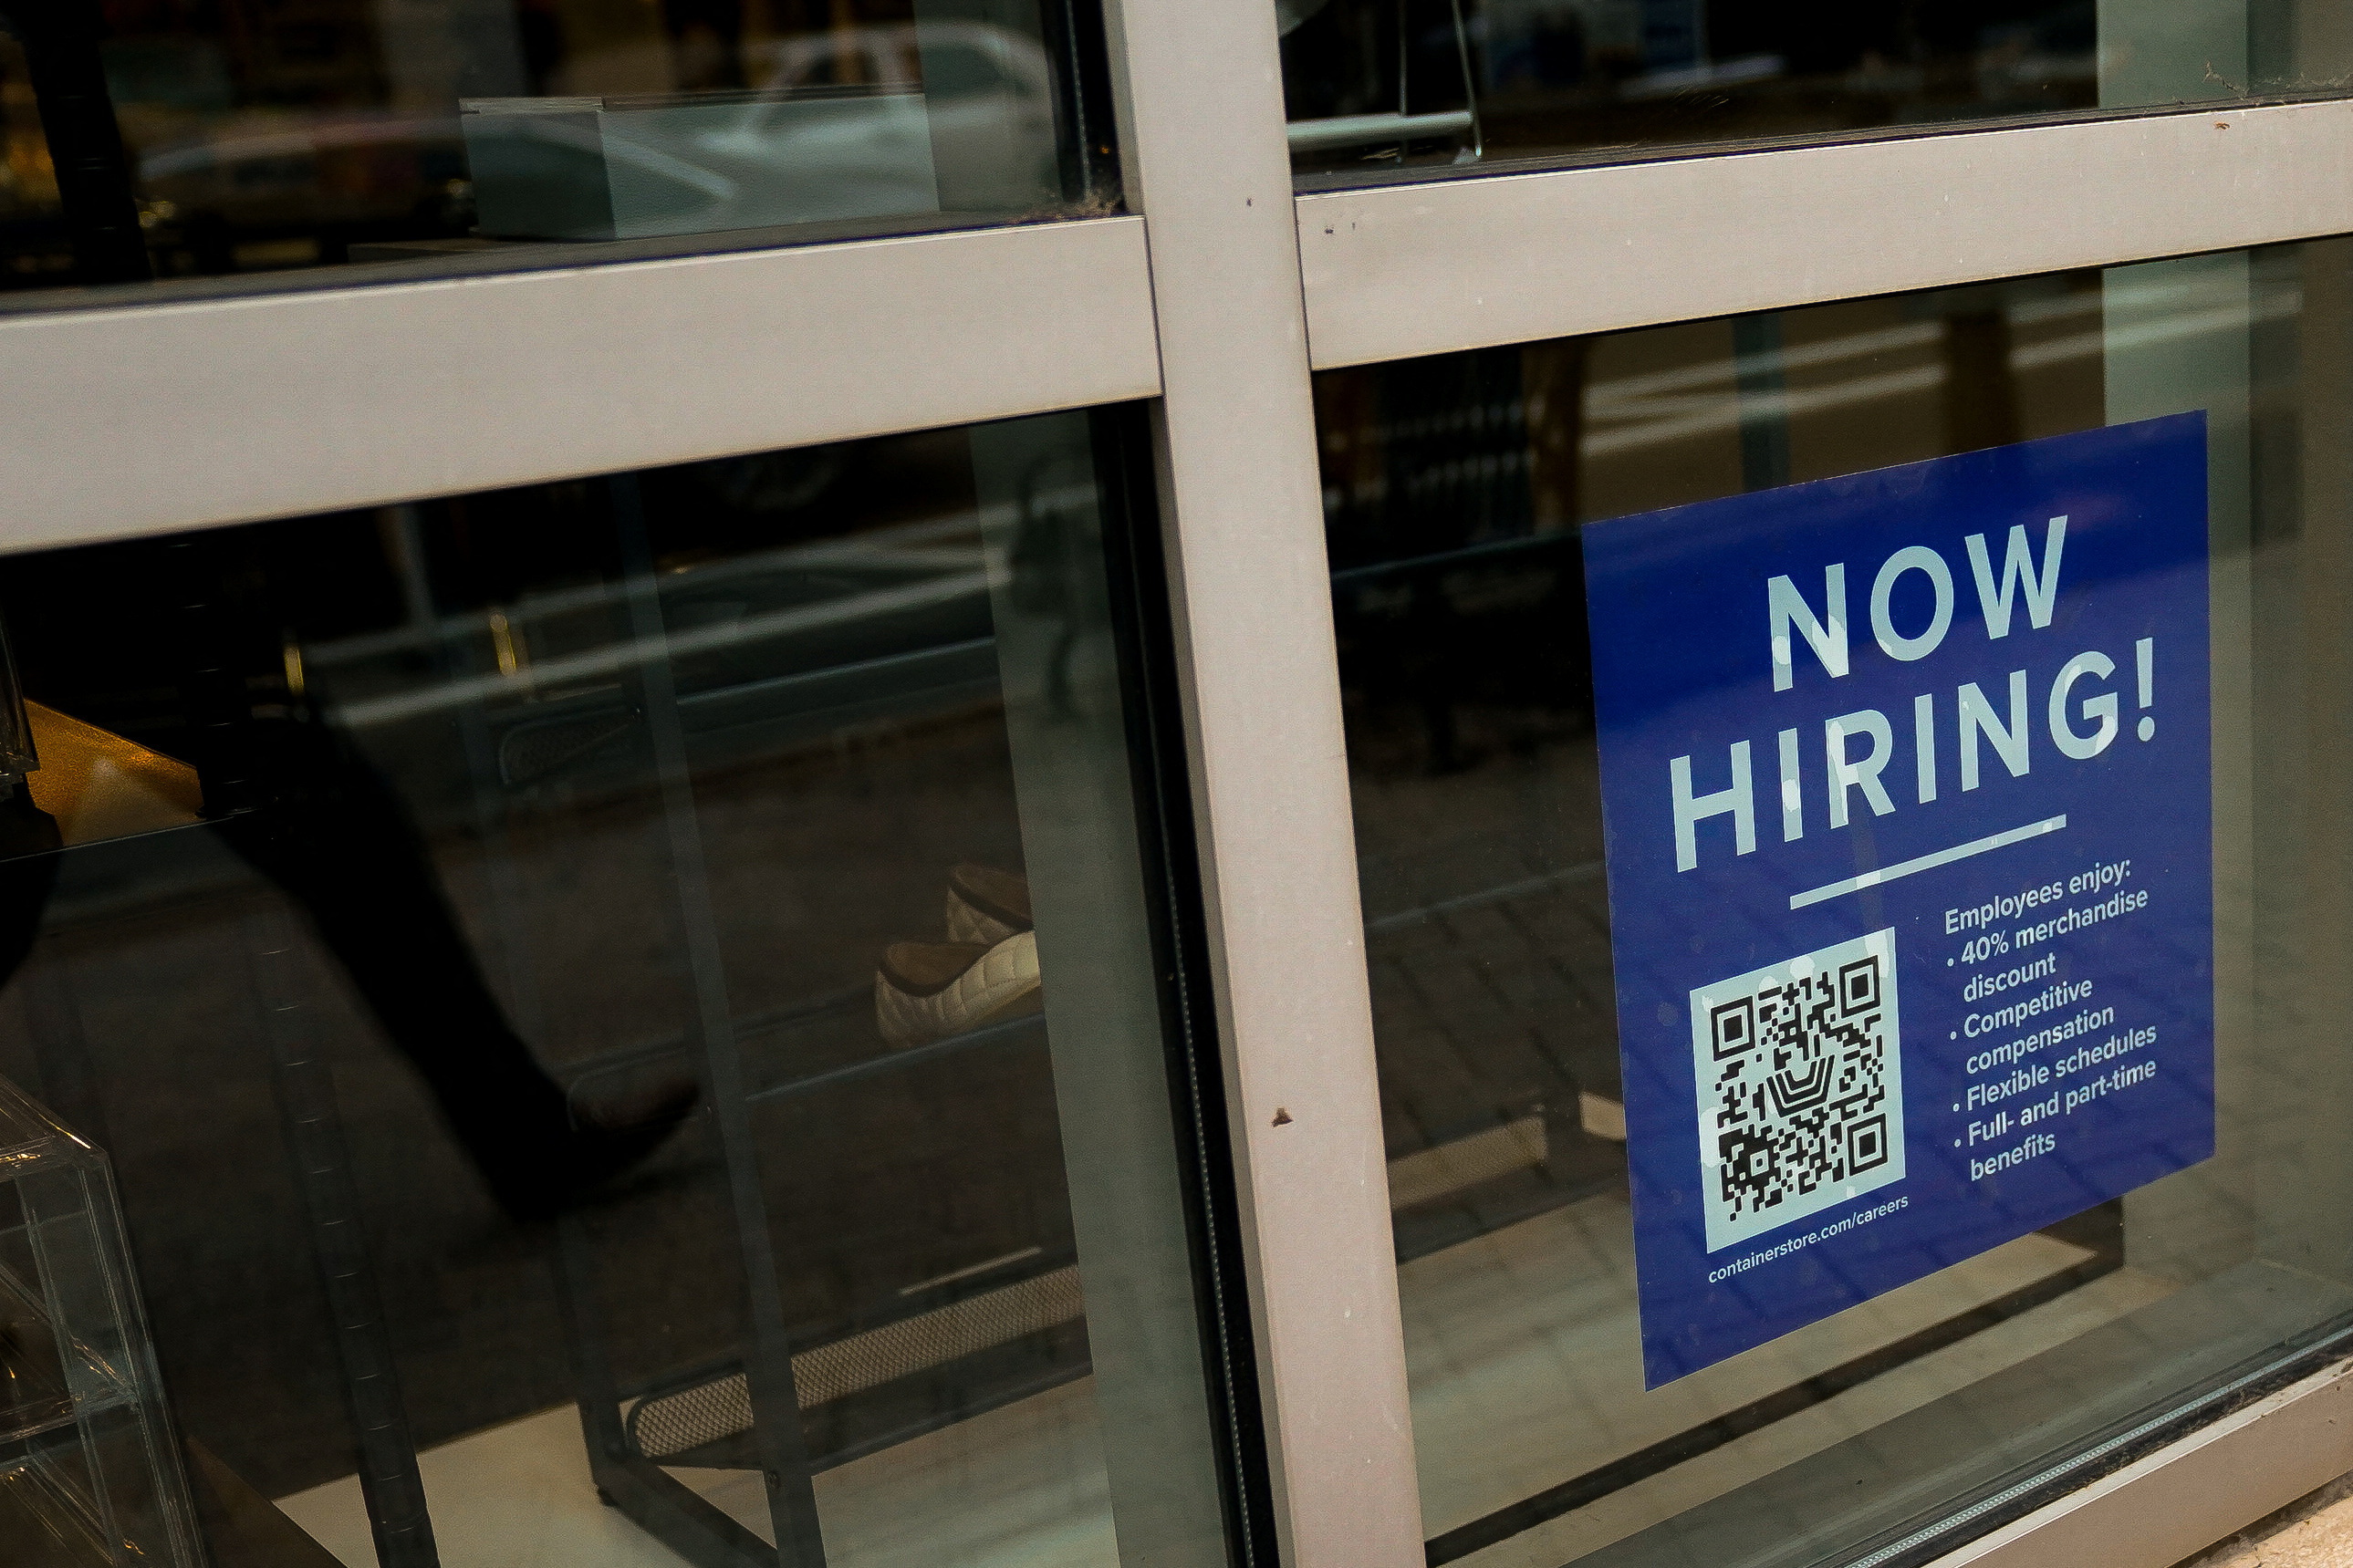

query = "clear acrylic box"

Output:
[[0, 1075, 197, 1568]]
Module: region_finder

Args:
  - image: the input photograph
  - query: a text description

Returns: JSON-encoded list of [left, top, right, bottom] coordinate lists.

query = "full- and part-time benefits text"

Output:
[[1944, 858, 2153, 1179]]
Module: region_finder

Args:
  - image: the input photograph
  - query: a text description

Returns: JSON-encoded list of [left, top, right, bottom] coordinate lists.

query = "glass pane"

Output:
[[1318, 238, 2353, 1566], [0, 409, 1237, 1568], [0, 0, 1111, 303], [1281, 0, 2353, 175]]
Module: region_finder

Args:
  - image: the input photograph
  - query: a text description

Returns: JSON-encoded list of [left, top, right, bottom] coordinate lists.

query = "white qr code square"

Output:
[[1692, 929, 1906, 1252]]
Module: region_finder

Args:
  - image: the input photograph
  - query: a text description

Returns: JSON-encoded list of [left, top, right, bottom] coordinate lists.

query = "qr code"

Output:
[[1690, 929, 1906, 1252]]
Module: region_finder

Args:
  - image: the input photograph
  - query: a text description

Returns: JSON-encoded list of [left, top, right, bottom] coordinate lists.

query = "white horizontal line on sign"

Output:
[[1789, 815, 2069, 910]]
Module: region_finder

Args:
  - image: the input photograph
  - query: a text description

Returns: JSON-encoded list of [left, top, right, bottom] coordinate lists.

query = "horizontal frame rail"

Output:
[[0, 216, 1160, 552], [1929, 1355, 2353, 1568], [1297, 97, 2353, 369]]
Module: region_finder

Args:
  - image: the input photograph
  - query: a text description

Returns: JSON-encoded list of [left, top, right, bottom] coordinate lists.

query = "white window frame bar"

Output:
[[1096, 1, 1426, 1565], [0, 215, 1157, 552], [1298, 95, 2353, 367], [1926, 1359, 2353, 1568], [1, 30, 2353, 1568]]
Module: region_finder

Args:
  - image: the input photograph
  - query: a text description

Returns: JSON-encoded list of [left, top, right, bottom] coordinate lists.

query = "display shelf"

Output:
[[0, 1262, 81, 1444], [0, 1075, 199, 1568], [0, 1447, 116, 1568]]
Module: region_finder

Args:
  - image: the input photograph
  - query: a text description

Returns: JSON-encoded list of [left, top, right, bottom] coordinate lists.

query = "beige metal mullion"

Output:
[[1096, 0, 1425, 1564]]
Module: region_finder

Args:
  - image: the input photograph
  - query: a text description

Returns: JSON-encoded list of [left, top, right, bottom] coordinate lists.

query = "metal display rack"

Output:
[[456, 490, 1093, 1568]]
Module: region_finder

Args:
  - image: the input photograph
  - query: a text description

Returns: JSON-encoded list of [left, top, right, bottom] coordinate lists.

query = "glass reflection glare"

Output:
[[0, 414, 1228, 1568], [1281, 0, 2348, 175], [1317, 245, 2353, 1567], [0, 0, 1100, 296]]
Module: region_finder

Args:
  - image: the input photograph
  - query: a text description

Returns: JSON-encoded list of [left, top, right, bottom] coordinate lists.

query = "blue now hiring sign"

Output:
[[1581, 414, 2215, 1387]]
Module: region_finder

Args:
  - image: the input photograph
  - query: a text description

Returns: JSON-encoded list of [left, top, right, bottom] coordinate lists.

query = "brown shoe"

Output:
[[876, 932, 1042, 1048], [945, 864, 1033, 947]]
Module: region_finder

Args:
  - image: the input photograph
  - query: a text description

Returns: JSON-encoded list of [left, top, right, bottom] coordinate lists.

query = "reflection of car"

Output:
[[463, 87, 939, 240], [754, 21, 1063, 213], [124, 20, 1063, 268], [133, 113, 476, 269], [464, 21, 1061, 242]]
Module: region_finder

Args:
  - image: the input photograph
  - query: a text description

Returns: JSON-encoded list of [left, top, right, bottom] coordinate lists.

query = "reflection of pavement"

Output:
[[1409, 1197, 2169, 1563], [1348, 722, 1619, 1158], [1341, 707, 2182, 1563], [438, 701, 1030, 1076], [0, 699, 1076, 1524]]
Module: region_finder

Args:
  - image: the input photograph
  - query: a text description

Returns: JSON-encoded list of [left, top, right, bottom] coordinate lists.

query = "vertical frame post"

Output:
[[1092, 5, 1425, 1565]]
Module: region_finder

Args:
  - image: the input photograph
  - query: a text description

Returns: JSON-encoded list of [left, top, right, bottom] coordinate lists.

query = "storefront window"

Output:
[[1318, 238, 2353, 1566], [0, 409, 1237, 1568], [0, 0, 1113, 301], [1281, 0, 2352, 175]]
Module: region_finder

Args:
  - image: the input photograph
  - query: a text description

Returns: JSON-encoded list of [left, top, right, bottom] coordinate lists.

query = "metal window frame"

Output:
[[1296, 96, 2353, 368], [0, 216, 1159, 551], [5, 16, 2353, 1568], [1926, 1359, 2353, 1568]]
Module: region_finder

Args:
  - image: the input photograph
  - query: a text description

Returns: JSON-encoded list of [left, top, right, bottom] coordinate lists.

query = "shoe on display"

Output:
[[477, 1068, 703, 1223], [875, 930, 1043, 1049], [944, 863, 1033, 947]]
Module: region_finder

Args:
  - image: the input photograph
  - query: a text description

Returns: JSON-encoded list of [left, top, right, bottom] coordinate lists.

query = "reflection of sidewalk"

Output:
[[18, 699, 1051, 1503], [1351, 734, 1619, 1163], [1404, 1196, 2171, 1563], [1343, 725, 2193, 1567]]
